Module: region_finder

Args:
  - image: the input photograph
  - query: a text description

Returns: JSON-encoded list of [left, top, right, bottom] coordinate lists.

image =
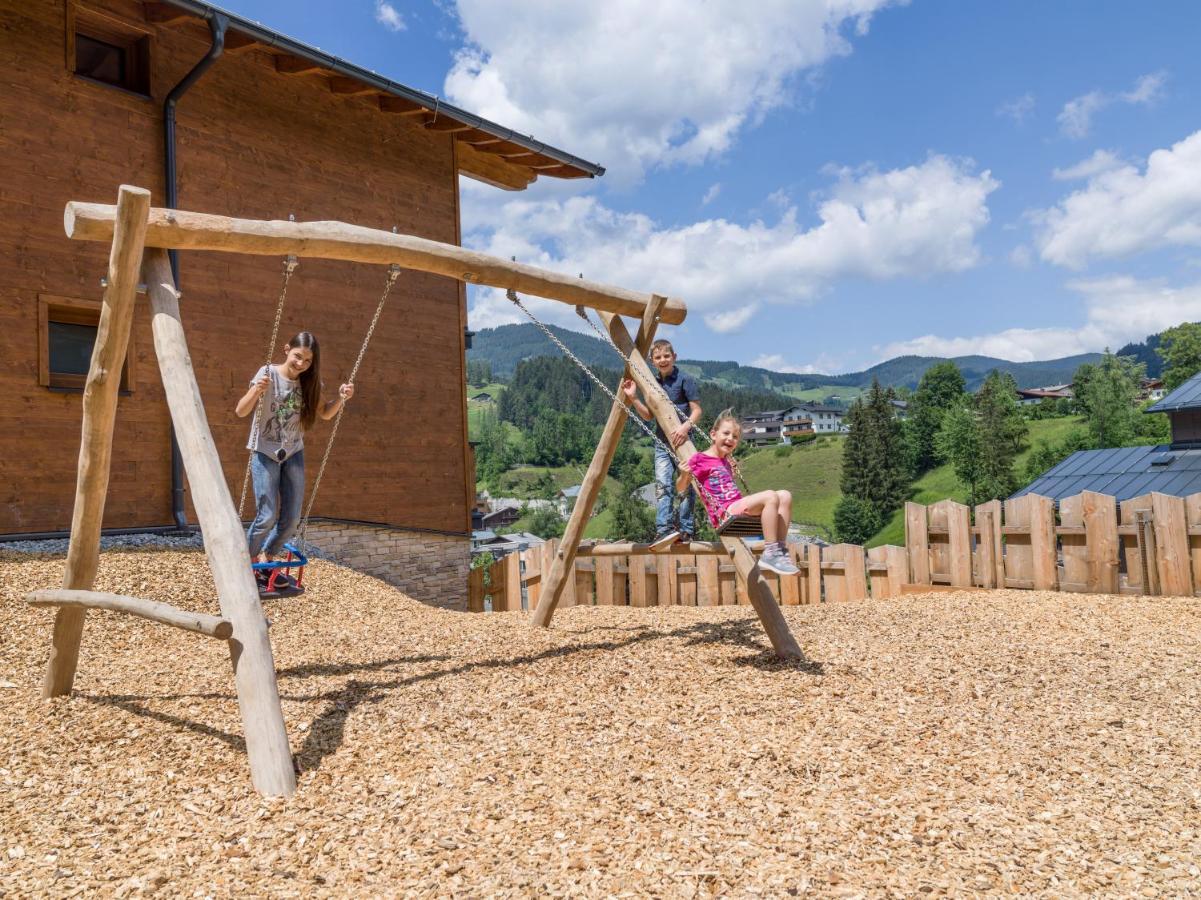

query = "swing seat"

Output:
[[253, 543, 307, 600], [715, 514, 763, 539]]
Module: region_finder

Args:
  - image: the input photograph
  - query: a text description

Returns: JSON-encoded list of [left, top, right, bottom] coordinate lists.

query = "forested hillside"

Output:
[[469, 324, 1118, 394]]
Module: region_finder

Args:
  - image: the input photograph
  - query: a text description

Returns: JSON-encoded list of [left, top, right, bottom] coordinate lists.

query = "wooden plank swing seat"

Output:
[[715, 514, 764, 539], [35, 184, 795, 798]]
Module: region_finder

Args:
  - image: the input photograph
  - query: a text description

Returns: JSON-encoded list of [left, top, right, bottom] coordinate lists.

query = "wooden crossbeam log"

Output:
[[27, 590, 232, 639], [64, 201, 687, 324], [576, 541, 733, 557]]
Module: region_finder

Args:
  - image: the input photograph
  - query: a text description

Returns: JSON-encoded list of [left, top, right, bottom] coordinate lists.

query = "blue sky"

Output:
[[215, 0, 1201, 375]]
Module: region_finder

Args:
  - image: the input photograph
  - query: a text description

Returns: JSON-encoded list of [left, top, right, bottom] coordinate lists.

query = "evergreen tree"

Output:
[[974, 371, 1027, 502], [838, 379, 910, 522], [906, 361, 966, 472], [1157, 322, 1201, 390]]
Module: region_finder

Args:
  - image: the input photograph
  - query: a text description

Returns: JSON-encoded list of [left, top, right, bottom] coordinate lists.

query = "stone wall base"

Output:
[[301, 521, 469, 610]]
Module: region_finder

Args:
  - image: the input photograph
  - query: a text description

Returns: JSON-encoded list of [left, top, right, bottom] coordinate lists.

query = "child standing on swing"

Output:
[[621, 338, 701, 548], [676, 410, 800, 576], [235, 331, 354, 570]]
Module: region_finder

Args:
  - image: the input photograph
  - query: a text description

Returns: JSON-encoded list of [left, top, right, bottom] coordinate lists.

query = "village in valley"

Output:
[[2, 0, 1200, 896]]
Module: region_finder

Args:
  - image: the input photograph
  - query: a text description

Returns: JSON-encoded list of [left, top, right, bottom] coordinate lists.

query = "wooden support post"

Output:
[[42, 185, 150, 698], [722, 537, 805, 659], [142, 248, 296, 798], [530, 297, 666, 627], [27, 590, 232, 640], [65, 202, 687, 325]]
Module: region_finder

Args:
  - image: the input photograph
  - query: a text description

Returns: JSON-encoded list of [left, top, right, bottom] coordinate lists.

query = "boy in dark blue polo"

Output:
[[621, 339, 702, 547]]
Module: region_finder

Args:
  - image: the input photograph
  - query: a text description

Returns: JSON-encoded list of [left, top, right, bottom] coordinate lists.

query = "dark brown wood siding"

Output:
[[0, 0, 470, 534]]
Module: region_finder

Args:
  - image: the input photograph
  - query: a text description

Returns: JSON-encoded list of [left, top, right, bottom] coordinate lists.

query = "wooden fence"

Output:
[[467, 539, 909, 612], [905, 490, 1201, 597]]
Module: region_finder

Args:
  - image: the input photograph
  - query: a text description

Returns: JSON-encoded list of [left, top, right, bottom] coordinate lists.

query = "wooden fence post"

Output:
[[1151, 493, 1192, 597], [973, 499, 1003, 589], [467, 566, 486, 612], [697, 554, 721, 606], [1185, 493, 1201, 597], [807, 543, 822, 603], [905, 502, 930, 585], [43, 185, 150, 698], [1119, 494, 1156, 595]]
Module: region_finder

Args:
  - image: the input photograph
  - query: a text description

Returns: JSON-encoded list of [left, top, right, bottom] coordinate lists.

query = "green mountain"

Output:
[[469, 323, 1105, 394]]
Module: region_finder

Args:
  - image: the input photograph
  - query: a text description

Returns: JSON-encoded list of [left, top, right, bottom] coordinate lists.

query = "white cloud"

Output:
[[752, 353, 829, 374], [1057, 91, 1106, 139], [1009, 244, 1032, 268], [464, 155, 998, 334], [1058, 71, 1167, 139], [1121, 71, 1167, 105], [705, 305, 760, 334], [702, 183, 722, 206], [996, 93, 1035, 124], [445, 0, 906, 183], [873, 275, 1201, 362], [1036, 130, 1201, 268], [1051, 149, 1123, 181], [374, 1, 406, 31]]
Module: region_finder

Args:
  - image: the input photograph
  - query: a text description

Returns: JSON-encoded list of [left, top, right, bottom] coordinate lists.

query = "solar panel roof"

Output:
[[1011, 444, 1201, 501]]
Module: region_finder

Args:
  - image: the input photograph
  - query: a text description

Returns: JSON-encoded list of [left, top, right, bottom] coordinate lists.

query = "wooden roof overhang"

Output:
[[142, 0, 605, 191]]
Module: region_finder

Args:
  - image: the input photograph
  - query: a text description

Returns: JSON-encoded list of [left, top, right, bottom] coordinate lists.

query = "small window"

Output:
[[70, 8, 151, 96], [38, 296, 134, 393]]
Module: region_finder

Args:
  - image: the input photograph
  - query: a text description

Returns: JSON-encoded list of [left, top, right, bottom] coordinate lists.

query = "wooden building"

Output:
[[0, 0, 601, 605]]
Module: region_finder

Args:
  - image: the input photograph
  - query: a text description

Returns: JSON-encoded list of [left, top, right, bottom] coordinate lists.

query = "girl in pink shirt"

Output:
[[676, 410, 798, 575]]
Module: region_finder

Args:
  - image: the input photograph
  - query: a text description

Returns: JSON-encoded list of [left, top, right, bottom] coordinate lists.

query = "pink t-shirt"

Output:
[[687, 452, 743, 526]]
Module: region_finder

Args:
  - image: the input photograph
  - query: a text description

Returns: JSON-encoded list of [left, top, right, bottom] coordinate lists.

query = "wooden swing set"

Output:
[[29, 183, 803, 799]]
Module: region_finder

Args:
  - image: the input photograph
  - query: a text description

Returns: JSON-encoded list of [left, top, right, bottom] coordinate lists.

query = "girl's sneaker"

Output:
[[759, 547, 799, 576]]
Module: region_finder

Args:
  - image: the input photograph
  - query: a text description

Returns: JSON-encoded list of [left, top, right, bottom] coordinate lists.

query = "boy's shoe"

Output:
[[650, 530, 681, 552], [759, 547, 799, 576]]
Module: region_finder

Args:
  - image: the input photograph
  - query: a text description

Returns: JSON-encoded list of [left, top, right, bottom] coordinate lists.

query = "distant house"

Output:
[[1015, 384, 1074, 406], [558, 485, 582, 517], [1015, 371, 1201, 501], [890, 399, 909, 420], [481, 497, 556, 531], [470, 530, 545, 558], [793, 403, 846, 434], [636, 483, 657, 505], [1141, 378, 1166, 402], [470, 392, 495, 403], [740, 409, 788, 447]]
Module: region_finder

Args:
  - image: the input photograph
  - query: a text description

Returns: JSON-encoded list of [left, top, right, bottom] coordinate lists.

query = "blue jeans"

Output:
[[654, 443, 695, 536], [247, 450, 305, 558]]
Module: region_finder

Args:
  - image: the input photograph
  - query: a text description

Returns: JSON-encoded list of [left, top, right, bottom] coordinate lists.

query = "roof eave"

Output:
[[156, 0, 605, 182]]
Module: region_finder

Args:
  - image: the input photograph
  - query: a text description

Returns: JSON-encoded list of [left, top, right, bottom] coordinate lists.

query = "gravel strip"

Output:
[[2, 548, 1199, 896]]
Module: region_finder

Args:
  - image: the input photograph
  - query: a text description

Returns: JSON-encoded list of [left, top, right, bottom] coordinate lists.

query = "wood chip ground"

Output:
[[2, 549, 1200, 896]]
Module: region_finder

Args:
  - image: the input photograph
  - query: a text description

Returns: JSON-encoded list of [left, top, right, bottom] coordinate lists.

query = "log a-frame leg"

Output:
[[142, 248, 296, 797], [43, 185, 150, 697], [531, 306, 805, 662], [530, 296, 666, 627]]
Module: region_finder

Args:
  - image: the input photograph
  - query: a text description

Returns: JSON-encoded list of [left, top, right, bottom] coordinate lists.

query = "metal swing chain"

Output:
[[504, 289, 727, 517], [295, 261, 403, 552], [238, 251, 300, 519]]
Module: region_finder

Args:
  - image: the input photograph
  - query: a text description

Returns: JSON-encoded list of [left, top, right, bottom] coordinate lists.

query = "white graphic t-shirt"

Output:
[[247, 365, 304, 461]]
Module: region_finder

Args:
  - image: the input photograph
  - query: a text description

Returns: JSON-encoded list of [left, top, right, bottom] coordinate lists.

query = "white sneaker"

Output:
[[759, 547, 799, 576]]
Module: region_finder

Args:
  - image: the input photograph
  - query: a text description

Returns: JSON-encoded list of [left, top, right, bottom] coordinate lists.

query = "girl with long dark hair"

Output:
[[235, 331, 354, 568]]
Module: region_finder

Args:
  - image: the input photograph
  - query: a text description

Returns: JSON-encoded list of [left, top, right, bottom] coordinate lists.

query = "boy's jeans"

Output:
[[654, 443, 695, 536], [247, 450, 305, 558]]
